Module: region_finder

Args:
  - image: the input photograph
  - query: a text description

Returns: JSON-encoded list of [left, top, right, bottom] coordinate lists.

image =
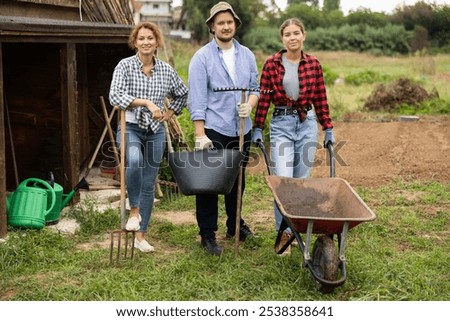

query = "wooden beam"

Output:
[[0, 42, 7, 238], [60, 43, 79, 192], [15, 0, 79, 8], [0, 16, 132, 44], [77, 44, 90, 171]]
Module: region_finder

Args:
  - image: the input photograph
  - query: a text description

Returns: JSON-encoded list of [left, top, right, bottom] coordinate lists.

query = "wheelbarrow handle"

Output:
[[326, 142, 335, 178], [256, 141, 273, 175]]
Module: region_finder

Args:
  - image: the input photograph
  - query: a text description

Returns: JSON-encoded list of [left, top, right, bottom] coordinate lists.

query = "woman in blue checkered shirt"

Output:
[[110, 22, 188, 253]]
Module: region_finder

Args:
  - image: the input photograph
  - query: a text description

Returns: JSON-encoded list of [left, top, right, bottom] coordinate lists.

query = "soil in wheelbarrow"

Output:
[[247, 115, 450, 188]]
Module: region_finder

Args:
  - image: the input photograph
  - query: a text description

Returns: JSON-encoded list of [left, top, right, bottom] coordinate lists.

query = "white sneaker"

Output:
[[134, 239, 154, 253], [125, 215, 141, 231]]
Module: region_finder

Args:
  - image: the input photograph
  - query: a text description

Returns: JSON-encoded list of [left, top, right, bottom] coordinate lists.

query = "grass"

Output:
[[313, 51, 450, 114], [1, 177, 448, 301]]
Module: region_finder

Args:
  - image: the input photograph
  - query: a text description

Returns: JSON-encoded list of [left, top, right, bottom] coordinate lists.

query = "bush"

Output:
[[307, 24, 413, 55], [322, 65, 338, 86], [345, 70, 392, 86]]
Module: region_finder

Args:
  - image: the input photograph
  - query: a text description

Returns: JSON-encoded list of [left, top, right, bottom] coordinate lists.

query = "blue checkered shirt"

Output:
[[109, 54, 188, 132]]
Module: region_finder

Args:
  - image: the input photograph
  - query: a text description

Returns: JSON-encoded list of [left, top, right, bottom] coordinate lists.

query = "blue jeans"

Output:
[[117, 122, 165, 233], [269, 110, 318, 232]]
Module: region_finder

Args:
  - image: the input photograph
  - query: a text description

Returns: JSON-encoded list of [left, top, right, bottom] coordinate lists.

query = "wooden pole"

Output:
[[100, 96, 120, 168], [84, 106, 118, 178], [0, 42, 7, 239], [4, 97, 18, 187], [234, 90, 246, 256], [120, 109, 126, 230]]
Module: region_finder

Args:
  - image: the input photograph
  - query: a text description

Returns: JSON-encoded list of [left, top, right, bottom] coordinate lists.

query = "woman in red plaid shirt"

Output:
[[252, 18, 335, 255]]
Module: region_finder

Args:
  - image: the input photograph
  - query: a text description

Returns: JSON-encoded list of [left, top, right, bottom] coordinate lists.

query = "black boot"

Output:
[[201, 235, 223, 256], [226, 223, 254, 241]]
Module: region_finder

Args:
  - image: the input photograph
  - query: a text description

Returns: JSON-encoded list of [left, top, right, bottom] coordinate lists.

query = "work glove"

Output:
[[252, 128, 263, 144], [237, 103, 252, 118], [194, 135, 214, 151], [323, 128, 335, 147]]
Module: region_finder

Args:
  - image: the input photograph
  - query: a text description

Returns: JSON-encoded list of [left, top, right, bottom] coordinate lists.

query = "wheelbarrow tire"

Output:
[[312, 235, 339, 293]]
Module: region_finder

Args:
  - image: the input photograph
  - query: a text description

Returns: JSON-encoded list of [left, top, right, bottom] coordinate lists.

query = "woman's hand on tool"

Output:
[[252, 128, 263, 143], [324, 128, 335, 147], [161, 109, 174, 122], [146, 101, 163, 120]]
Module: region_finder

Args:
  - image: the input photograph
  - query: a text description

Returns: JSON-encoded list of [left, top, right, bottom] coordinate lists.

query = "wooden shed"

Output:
[[0, 0, 135, 237]]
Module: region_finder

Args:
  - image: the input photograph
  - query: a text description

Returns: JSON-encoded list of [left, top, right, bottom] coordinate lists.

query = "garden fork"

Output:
[[109, 108, 135, 265]]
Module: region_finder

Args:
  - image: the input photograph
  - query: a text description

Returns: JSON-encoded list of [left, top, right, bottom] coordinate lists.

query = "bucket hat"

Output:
[[205, 1, 241, 32]]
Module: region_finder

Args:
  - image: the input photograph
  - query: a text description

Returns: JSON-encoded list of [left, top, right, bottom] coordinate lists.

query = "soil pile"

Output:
[[364, 78, 438, 111]]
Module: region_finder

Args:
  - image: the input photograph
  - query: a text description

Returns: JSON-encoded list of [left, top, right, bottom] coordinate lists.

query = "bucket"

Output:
[[7, 178, 56, 230], [168, 148, 244, 195]]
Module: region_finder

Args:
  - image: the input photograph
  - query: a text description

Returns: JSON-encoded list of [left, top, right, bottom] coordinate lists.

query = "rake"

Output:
[[213, 87, 258, 256]]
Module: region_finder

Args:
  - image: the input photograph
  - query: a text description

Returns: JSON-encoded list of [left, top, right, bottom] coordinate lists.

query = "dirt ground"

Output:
[[248, 116, 450, 188]]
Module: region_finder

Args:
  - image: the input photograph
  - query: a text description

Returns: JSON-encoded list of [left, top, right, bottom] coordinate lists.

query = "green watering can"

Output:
[[44, 172, 90, 224], [7, 178, 56, 230]]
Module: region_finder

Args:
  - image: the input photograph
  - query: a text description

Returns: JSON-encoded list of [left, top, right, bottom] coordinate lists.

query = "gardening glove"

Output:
[[252, 128, 263, 144], [194, 135, 214, 151], [323, 128, 335, 147], [237, 102, 252, 118]]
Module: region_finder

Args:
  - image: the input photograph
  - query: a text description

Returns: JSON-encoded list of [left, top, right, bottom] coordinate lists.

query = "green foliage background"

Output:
[[182, 0, 449, 55]]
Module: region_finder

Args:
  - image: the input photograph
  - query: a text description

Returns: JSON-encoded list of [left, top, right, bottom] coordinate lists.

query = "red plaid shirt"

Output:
[[254, 49, 333, 130]]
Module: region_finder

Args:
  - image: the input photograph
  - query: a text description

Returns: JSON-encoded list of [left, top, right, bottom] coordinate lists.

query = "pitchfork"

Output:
[[109, 108, 135, 265]]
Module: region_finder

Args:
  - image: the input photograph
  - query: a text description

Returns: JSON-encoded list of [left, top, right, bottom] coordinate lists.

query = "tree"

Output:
[[182, 0, 267, 43], [282, 4, 325, 30], [390, 2, 450, 48], [346, 9, 388, 28], [323, 0, 340, 12], [288, 0, 319, 7]]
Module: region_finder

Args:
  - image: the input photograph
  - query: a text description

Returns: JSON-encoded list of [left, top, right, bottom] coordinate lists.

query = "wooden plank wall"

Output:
[[16, 0, 78, 7], [60, 43, 80, 191], [0, 42, 6, 238]]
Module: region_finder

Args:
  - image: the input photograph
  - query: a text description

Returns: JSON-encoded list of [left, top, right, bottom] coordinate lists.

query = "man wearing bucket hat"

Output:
[[188, 1, 260, 255]]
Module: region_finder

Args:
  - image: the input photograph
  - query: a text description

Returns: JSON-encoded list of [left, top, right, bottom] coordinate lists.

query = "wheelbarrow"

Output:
[[258, 141, 376, 293]]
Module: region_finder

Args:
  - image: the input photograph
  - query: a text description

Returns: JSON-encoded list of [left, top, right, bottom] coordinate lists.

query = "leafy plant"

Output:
[[67, 198, 119, 239], [397, 98, 450, 115], [345, 70, 392, 86]]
